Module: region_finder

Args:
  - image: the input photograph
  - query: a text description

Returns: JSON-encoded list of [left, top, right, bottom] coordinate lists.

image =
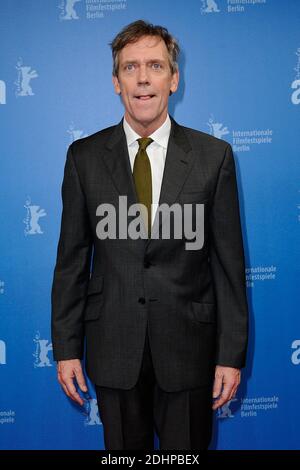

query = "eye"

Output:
[[152, 63, 162, 70], [125, 63, 135, 71]]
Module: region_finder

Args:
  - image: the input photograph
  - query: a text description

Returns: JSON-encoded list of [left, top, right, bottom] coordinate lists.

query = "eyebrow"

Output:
[[121, 59, 166, 66]]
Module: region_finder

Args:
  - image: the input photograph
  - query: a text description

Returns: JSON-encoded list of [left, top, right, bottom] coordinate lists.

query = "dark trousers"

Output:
[[95, 326, 214, 450]]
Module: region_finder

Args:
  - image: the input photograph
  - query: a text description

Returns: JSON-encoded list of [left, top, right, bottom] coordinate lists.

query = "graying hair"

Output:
[[109, 19, 180, 77]]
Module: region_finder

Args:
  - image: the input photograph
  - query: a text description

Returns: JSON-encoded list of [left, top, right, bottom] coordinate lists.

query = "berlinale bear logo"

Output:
[[0, 80, 6, 105], [0, 340, 6, 365], [59, 0, 81, 20]]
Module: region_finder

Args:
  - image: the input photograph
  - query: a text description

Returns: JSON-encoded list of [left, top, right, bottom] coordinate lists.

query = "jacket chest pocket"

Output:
[[178, 190, 210, 205]]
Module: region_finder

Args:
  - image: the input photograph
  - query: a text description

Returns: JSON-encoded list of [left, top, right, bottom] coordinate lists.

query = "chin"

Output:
[[133, 112, 157, 124]]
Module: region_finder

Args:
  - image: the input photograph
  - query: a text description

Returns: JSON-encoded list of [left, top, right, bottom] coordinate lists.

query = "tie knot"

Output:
[[137, 137, 153, 151]]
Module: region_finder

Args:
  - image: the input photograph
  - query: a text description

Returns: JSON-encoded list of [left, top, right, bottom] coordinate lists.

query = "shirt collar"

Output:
[[123, 114, 171, 149]]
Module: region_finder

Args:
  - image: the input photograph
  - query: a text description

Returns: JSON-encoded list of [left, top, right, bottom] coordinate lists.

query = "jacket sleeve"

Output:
[[51, 143, 93, 361], [209, 143, 249, 368]]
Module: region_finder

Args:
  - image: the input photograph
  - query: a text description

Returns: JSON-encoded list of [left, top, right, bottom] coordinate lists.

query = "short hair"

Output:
[[109, 19, 180, 77]]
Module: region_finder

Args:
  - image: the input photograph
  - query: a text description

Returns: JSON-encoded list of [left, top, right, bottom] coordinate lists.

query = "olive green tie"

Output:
[[133, 137, 153, 237]]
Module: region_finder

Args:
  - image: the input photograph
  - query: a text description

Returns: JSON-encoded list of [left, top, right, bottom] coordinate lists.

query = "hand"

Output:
[[57, 359, 88, 406], [212, 365, 241, 410]]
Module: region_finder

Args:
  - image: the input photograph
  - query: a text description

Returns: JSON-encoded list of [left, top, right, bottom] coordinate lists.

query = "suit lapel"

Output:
[[101, 116, 194, 245], [102, 118, 138, 210]]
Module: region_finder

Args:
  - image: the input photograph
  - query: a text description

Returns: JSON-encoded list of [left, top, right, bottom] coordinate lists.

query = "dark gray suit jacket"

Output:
[[51, 116, 248, 392]]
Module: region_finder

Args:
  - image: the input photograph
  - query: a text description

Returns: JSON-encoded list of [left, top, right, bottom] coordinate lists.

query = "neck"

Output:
[[125, 111, 168, 137]]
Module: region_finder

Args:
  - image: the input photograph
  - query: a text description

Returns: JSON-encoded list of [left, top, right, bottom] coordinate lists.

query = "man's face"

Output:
[[112, 35, 179, 135]]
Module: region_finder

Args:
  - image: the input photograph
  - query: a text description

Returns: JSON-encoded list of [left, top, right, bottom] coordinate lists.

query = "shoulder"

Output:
[[172, 120, 234, 173], [179, 123, 230, 153], [69, 123, 117, 155]]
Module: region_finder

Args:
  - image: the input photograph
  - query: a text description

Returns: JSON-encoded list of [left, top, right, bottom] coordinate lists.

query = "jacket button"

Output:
[[138, 297, 146, 304]]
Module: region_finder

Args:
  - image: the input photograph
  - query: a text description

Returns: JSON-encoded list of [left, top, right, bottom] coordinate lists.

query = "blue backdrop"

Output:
[[0, 0, 299, 450]]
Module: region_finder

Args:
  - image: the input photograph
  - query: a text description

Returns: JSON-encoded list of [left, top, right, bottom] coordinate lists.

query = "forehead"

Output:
[[119, 35, 169, 62]]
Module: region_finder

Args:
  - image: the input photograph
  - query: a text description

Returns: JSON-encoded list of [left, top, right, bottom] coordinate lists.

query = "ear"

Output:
[[112, 75, 121, 95], [170, 69, 179, 94]]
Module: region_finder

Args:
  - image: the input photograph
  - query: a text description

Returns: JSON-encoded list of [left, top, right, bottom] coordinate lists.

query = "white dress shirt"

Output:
[[123, 114, 171, 227]]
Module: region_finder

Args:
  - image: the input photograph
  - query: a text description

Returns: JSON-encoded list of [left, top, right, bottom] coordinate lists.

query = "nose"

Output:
[[137, 64, 150, 85]]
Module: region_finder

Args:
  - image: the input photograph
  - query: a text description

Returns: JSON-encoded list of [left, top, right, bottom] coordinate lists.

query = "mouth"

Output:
[[134, 94, 155, 101]]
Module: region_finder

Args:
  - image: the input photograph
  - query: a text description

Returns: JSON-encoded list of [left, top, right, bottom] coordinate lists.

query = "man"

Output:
[[51, 20, 248, 450]]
